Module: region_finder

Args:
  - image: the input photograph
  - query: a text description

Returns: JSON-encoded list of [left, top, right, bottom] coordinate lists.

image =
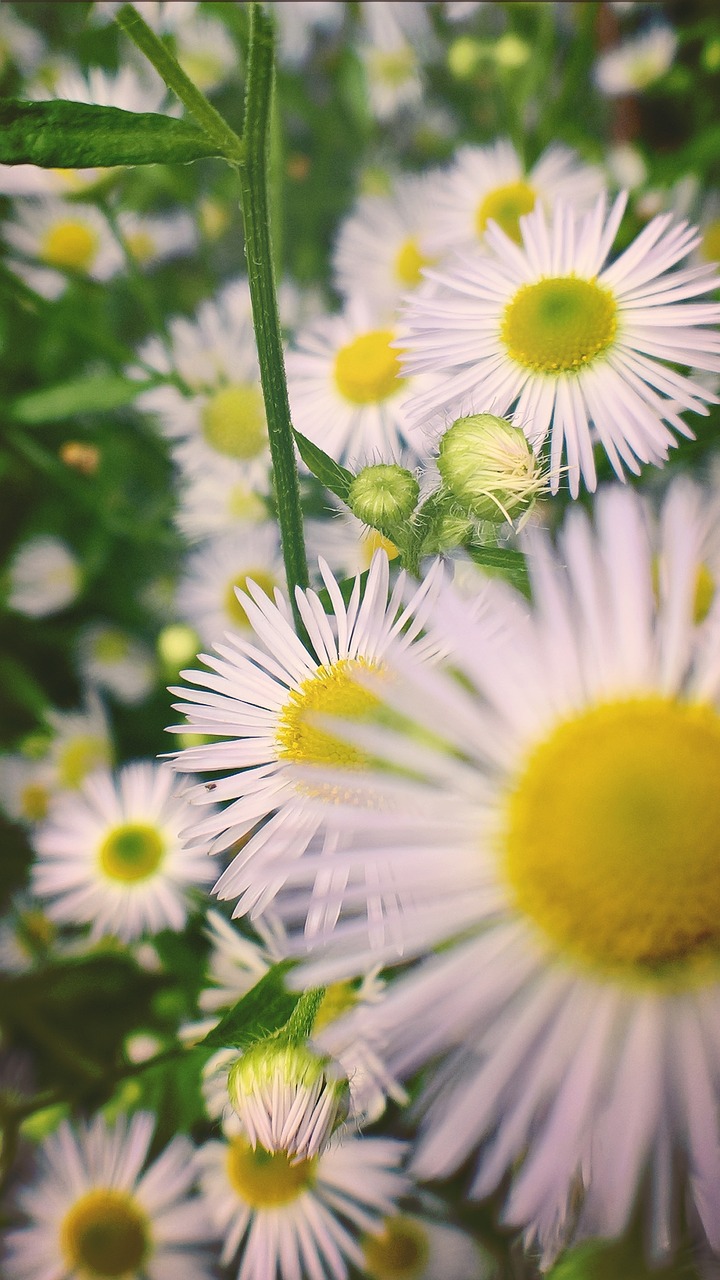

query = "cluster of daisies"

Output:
[[3, 3, 720, 1280]]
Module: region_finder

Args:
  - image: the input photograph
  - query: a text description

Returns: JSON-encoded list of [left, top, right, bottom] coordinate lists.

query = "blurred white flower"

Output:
[[6, 536, 81, 617], [595, 25, 677, 95]]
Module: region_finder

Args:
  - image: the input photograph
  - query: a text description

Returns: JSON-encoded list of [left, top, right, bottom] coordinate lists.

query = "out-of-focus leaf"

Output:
[[293, 429, 353, 502], [0, 99, 223, 168], [465, 541, 530, 595], [10, 373, 148, 424], [200, 959, 298, 1049]]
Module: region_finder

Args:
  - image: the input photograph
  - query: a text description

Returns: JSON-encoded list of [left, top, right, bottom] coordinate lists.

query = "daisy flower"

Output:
[[44, 694, 115, 792], [355, 3, 432, 123], [31, 761, 214, 942], [286, 298, 423, 464], [197, 1129, 408, 1280], [594, 25, 677, 96], [361, 1208, 498, 1280], [77, 624, 157, 705], [168, 549, 442, 918], [117, 210, 197, 271], [6, 536, 82, 617], [174, 462, 269, 542], [332, 174, 438, 316], [3, 200, 123, 299], [173, 11, 238, 94], [3, 1111, 215, 1280], [175, 526, 285, 647], [399, 192, 720, 495], [281, 480, 720, 1266], [271, 1, 345, 69], [422, 138, 605, 257]]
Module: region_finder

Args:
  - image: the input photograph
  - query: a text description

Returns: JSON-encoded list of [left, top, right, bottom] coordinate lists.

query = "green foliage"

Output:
[[10, 373, 148, 425], [200, 960, 299, 1050], [293, 428, 354, 503]]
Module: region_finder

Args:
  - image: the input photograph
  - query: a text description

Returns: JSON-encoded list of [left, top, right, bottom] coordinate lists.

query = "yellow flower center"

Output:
[[694, 563, 715, 622], [56, 735, 112, 789], [502, 697, 720, 981], [362, 1217, 430, 1280], [276, 658, 382, 768], [20, 781, 49, 822], [60, 1189, 149, 1278], [227, 486, 267, 521], [334, 330, 406, 405], [18, 908, 56, 953], [226, 1138, 317, 1208], [200, 384, 267, 460], [126, 230, 156, 264], [501, 276, 618, 374], [40, 220, 99, 272], [393, 237, 434, 287], [701, 218, 720, 264], [360, 529, 400, 571], [312, 980, 359, 1032], [99, 823, 165, 883], [224, 570, 277, 629], [370, 47, 416, 88], [475, 180, 537, 242], [177, 49, 225, 91]]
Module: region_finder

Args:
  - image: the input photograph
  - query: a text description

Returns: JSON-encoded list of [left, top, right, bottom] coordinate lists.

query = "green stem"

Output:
[[97, 195, 170, 343], [239, 4, 309, 624], [114, 4, 244, 164], [280, 988, 326, 1044]]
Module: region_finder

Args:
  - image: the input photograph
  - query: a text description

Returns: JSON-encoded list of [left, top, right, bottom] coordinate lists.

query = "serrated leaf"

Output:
[[465, 542, 530, 594], [0, 99, 223, 168], [200, 960, 298, 1050], [11, 374, 148, 424], [293, 428, 354, 502]]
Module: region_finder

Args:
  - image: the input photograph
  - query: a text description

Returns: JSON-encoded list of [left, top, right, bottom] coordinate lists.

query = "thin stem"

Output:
[[239, 4, 309, 627], [114, 4, 244, 164], [97, 195, 170, 344]]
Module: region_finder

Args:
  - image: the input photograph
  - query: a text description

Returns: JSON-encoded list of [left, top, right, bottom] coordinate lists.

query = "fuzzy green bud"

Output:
[[228, 1040, 349, 1161], [437, 413, 547, 525], [348, 464, 419, 530]]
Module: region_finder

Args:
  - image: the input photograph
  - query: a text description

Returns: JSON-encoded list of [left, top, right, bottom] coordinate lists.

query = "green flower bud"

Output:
[[437, 413, 547, 525], [228, 1040, 349, 1161], [348, 464, 420, 530]]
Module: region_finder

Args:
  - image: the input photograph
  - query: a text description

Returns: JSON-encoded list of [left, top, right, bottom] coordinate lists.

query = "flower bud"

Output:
[[437, 413, 546, 524], [228, 1040, 349, 1161], [348, 464, 419, 530]]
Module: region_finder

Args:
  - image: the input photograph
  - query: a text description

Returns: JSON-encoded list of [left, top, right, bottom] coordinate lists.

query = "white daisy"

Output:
[[174, 12, 238, 94], [117, 210, 197, 270], [422, 138, 605, 257], [0, 7, 44, 80], [399, 192, 720, 495], [31, 761, 214, 942], [595, 25, 677, 96], [6, 536, 82, 617], [174, 463, 269, 542], [197, 1130, 408, 1280], [361, 1208, 498, 1280], [279, 480, 720, 1266], [44, 694, 115, 793], [3, 1111, 215, 1280], [168, 550, 442, 919], [78, 624, 157, 705], [286, 298, 423, 464], [3, 200, 124, 298], [332, 174, 439, 317], [175, 526, 285, 647], [356, 3, 431, 123], [271, 1, 345, 69]]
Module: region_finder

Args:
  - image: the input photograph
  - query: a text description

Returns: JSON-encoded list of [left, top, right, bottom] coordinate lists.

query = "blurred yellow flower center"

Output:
[[476, 180, 537, 242], [362, 1216, 430, 1280], [701, 219, 720, 264], [99, 823, 165, 883], [371, 47, 416, 87], [694, 563, 716, 622], [18, 907, 56, 953], [126, 230, 156, 264], [41, 220, 99, 271], [224, 570, 277, 629], [503, 697, 720, 979], [20, 781, 49, 822], [312, 980, 359, 1032], [394, 237, 433, 286], [56, 735, 112, 789], [334, 331, 405, 405], [93, 630, 131, 663], [228, 486, 266, 521], [502, 276, 617, 373], [177, 49, 225, 91], [60, 1189, 149, 1278], [360, 529, 399, 571], [201, 384, 267, 459], [226, 1138, 316, 1208], [276, 658, 382, 767]]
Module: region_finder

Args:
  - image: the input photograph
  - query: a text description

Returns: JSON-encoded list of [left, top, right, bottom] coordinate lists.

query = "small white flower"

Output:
[[174, 12, 238, 93], [271, 1, 345, 69], [356, 3, 431, 122], [228, 1039, 349, 1161], [78, 624, 157, 705], [117, 209, 198, 269], [175, 526, 285, 647], [31, 761, 214, 941], [4, 1111, 215, 1280], [333, 174, 439, 316], [361, 1209, 498, 1280], [399, 192, 720, 495], [595, 25, 677, 96], [45, 694, 115, 792], [3, 200, 124, 298], [6, 536, 81, 617], [174, 461, 269, 542]]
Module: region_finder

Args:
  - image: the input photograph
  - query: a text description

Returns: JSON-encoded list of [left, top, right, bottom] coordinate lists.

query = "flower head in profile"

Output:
[[400, 192, 720, 494], [595, 25, 677, 96], [4, 1111, 215, 1280], [6, 536, 81, 618]]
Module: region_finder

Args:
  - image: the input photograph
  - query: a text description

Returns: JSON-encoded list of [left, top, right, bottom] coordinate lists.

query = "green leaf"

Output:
[[465, 542, 530, 595], [11, 374, 149, 424], [293, 429, 354, 503], [200, 960, 299, 1050], [0, 99, 224, 168]]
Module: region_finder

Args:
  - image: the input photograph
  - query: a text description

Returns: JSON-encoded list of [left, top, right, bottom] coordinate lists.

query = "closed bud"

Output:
[[437, 413, 547, 524], [228, 1040, 349, 1161], [348, 464, 419, 530]]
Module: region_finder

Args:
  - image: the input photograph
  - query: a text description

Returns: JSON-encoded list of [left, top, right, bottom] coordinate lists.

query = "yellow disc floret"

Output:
[[501, 276, 618, 374], [226, 1138, 316, 1208], [394, 237, 434, 287], [701, 219, 720, 264], [60, 1189, 149, 1278], [502, 697, 720, 980], [312, 980, 359, 1032], [99, 823, 165, 883], [334, 331, 406, 405], [475, 180, 537, 242], [276, 659, 382, 768], [56, 735, 112, 789], [41, 220, 99, 272], [362, 1216, 430, 1280], [201, 384, 267, 460]]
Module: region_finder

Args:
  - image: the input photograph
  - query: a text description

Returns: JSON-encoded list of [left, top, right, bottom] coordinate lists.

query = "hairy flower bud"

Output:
[[437, 413, 546, 524], [348, 464, 419, 530], [227, 1040, 349, 1161]]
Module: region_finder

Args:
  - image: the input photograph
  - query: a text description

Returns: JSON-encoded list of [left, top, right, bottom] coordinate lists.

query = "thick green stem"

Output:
[[115, 4, 244, 163], [239, 4, 309, 623]]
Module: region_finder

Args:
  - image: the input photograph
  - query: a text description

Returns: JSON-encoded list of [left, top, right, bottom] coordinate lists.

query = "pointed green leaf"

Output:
[[464, 541, 530, 595], [293, 428, 354, 502], [0, 99, 224, 168], [10, 373, 149, 425], [200, 960, 299, 1050]]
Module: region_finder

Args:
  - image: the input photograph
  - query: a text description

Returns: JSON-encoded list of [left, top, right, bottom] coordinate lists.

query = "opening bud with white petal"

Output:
[[348, 464, 420, 532], [227, 1040, 349, 1161], [437, 413, 547, 525]]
